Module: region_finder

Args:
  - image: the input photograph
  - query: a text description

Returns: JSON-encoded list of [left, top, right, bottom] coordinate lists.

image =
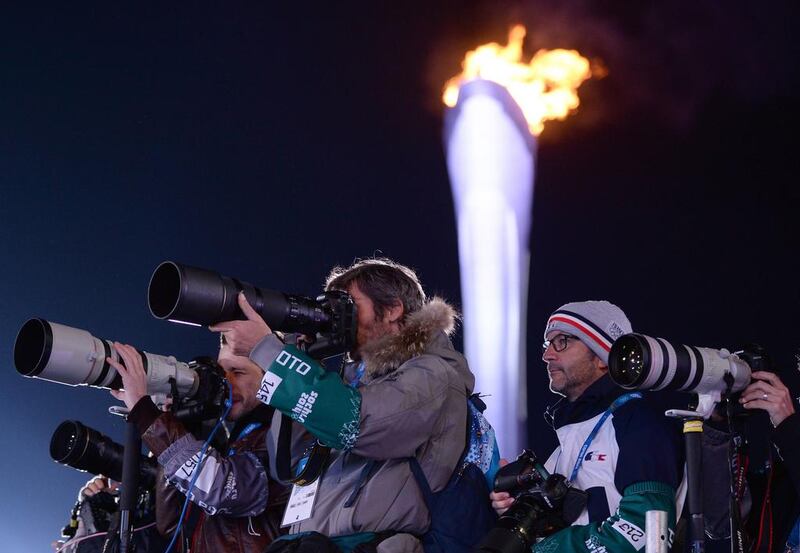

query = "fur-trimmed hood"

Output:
[[286, 296, 478, 538], [359, 296, 461, 379]]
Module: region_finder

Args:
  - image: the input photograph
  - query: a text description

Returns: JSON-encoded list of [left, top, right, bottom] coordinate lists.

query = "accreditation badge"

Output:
[[281, 478, 320, 527]]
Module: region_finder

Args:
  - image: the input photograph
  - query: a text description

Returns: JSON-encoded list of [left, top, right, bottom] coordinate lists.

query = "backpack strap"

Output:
[[468, 393, 487, 412], [407, 390, 476, 508], [407, 456, 435, 509], [344, 459, 385, 508], [454, 392, 482, 476]]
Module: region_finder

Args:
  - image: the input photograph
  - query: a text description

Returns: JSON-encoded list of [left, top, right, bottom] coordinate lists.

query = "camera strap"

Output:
[[275, 360, 362, 486], [570, 392, 642, 481], [276, 413, 331, 485]]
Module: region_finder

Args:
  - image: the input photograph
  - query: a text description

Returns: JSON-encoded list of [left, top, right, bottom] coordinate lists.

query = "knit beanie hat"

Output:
[[543, 300, 632, 364]]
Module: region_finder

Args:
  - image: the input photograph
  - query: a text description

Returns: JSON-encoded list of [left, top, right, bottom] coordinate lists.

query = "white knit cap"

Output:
[[544, 300, 632, 364]]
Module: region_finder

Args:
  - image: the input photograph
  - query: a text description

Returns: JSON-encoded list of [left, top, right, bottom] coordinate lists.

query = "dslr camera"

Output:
[[475, 450, 588, 553]]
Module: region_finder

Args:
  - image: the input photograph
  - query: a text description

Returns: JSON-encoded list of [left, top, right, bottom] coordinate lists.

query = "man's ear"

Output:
[[384, 301, 404, 324]]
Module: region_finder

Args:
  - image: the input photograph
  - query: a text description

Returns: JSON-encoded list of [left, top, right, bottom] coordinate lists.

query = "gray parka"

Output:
[[251, 298, 475, 552]]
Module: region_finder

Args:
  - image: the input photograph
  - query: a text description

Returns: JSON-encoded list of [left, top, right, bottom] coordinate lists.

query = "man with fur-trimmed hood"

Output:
[[217, 257, 475, 553]]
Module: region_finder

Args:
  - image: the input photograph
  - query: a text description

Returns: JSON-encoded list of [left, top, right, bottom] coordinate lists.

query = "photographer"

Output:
[[218, 258, 476, 553], [740, 370, 799, 487], [108, 339, 289, 552], [52, 475, 168, 553], [51, 476, 118, 553], [491, 301, 684, 552], [739, 370, 800, 551]]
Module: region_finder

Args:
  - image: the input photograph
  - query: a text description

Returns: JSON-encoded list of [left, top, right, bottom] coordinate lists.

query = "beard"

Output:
[[547, 365, 571, 396], [353, 318, 397, 359], [546, 358, 604, 400]]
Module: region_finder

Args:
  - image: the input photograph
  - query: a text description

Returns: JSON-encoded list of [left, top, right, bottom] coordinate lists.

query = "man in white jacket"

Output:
[[492, 300, 684, 553]]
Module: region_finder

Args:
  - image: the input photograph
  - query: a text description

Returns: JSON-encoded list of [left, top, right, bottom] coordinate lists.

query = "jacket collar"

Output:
[[549, 373, 626, 429], [358, 297, 458, 379]]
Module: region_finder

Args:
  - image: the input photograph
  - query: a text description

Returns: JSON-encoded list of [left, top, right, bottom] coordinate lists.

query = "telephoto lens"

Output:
[[148, 261, 358, 356], [148, 261, 331, 331], [13, 318, 198, 397], [50, 420, 158, 488], [608, 333, 751, 394]]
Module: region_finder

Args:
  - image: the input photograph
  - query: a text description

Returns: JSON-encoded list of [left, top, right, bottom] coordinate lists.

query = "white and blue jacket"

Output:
[[537, 375, 685, 553]]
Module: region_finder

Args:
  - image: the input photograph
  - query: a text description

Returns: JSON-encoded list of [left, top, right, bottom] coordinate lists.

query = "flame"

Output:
[[443, 25, 596, 135]]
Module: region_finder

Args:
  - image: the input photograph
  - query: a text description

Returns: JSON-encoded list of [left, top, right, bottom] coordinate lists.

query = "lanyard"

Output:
[[570, 392, 642, 481], [349, 362, 366, 389], [228, 422, 262, 456]]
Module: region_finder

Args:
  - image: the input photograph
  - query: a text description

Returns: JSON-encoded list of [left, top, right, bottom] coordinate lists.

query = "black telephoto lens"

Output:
[[148, 261, 331, 333], [50, 421, 157, 488]]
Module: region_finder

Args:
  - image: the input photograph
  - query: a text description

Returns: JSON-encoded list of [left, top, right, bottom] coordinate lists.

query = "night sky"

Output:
[[2, 2, 798, 550]]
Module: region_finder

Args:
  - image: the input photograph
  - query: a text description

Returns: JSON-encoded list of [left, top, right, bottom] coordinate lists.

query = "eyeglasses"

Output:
[[542, 334, 580, 353]]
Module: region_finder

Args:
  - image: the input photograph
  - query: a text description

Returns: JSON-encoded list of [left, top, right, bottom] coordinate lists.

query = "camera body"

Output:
[[168, 356, 228, 422], [476, 450, 588, 553]]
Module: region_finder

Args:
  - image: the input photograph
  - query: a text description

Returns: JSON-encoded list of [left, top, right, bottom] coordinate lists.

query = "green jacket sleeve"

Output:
[[251, 336, 361, 450], [533, 481, 676, 553]]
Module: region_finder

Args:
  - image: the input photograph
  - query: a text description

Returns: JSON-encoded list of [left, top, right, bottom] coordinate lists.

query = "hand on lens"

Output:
[[209, 292, 272, 357], [108, 342, 148, 411], [80, 475, 118, 498], [490, 490, 515, 515], [740, 370, 796, 427], [489, 458, 513, 515]]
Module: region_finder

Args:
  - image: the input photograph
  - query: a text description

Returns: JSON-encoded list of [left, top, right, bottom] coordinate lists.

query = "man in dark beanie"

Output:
[[492, 300, 685, 553]]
